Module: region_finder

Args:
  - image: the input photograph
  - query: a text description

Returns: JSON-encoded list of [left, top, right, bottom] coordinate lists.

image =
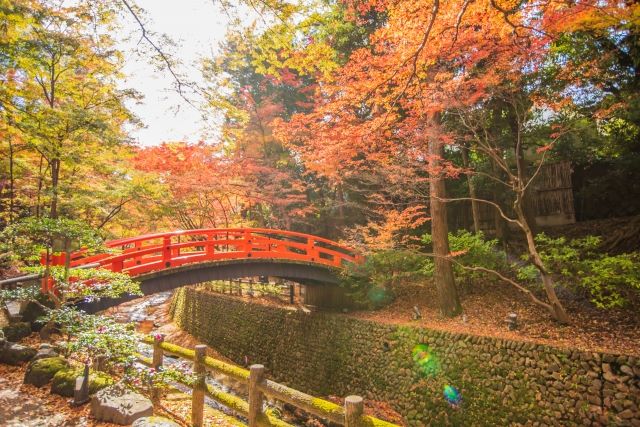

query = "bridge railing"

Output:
[[138, 334, 399, 427], [58, 228, 362, 276]]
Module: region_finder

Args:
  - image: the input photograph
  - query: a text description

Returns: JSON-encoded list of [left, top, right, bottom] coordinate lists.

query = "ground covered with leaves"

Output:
[[349, 281, 640, 357], [0, 358, 115, 427]]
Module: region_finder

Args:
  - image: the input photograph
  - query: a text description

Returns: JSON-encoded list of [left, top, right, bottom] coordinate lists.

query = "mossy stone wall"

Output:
[[171, 287, 640, 426]]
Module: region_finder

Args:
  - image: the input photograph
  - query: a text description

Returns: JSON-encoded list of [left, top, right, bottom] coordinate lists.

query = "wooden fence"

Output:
[[530, 160, 575, 221], [137, 335, 399, 427], [449, 160, 576, 231]]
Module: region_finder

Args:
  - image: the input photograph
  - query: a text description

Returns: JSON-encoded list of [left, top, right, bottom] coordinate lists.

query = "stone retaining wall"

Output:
[[170, 287, 640, 426]]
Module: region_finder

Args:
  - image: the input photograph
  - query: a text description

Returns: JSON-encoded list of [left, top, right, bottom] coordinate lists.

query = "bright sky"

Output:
[[118, 0, 230, 146]]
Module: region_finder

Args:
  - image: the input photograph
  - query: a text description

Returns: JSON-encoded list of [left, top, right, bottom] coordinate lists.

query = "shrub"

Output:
[[340, 250, 429, 309], [421, 230, 509, 285], [518, 234, 640, 309]]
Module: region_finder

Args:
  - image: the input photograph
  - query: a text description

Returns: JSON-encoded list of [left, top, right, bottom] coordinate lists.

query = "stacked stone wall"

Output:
[[171, 287, 640, 426]]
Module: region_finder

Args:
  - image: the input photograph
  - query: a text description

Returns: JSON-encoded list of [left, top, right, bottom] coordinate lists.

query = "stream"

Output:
[[111, 291, 317, 427]]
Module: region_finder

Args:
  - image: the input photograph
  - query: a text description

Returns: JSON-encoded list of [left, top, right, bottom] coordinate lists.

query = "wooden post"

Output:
[[344, 395, 364, 427], [289, 284, 294, 304], [152, 334, 165, 369], [192, 345, 206, 427], [151, 334, 165, 401], [206, 234, 214, 258], [248, 364, 265, 427]]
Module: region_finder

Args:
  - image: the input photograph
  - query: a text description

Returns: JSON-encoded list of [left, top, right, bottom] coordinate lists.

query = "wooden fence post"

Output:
[[192, 345, 207, 427], [151, 334, 165, 401], [152, 334, 165, 369], [248, 364, 265, 427], [344, 395, 364, 427]]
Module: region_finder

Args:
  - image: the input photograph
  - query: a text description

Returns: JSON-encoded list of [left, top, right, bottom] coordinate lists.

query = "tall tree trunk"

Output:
[[50, 158, 60, 219], [36, 155, 44, 218], [429, 137, 462, 317], [8, 135, 15, 224], [335, 183, 346, 233], [460, 146, 481, 233], [489, 157, 510, 251]]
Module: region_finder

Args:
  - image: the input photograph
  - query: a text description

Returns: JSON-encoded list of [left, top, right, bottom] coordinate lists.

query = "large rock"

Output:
[[24, 356, 69, 387], [51, 367, 114, 397], [0, 342, 37, 365], [21, 300, 50, 332], [91, 383, 153, 425], [132, 416, 180, 427], [2, 321, 31, 342]]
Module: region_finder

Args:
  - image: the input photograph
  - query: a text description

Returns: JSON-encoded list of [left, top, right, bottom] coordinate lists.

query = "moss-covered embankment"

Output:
[[171, 287, 640, 426]]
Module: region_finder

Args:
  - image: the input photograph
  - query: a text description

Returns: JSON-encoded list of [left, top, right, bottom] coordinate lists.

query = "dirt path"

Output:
[[0, 363, 96, 427]]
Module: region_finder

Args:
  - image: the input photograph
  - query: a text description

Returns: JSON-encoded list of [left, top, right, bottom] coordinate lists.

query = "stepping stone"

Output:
[[91, 383, 153, 425], [132, 416, 180, 427], [31, 343, 59, 361]]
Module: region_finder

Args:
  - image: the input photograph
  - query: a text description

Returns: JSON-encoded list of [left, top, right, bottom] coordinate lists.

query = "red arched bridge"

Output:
[[45, 228, 362, 312]]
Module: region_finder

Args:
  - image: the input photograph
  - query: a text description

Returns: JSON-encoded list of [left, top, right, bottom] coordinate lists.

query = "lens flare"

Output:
[[443, 384, 462, 407], [412, 344, 439, 376], [367, 286, 387, 305]]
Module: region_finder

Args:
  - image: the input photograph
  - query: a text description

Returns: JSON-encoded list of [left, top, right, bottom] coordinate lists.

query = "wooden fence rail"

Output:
[[137, 335, 399, 427]]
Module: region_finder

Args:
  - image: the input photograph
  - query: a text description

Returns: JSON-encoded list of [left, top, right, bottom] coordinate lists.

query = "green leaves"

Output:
[[524, 233, 640, 309], [1, 216, 104, 262], [21, 265, 142, 303], [421, 230, 508, 283]]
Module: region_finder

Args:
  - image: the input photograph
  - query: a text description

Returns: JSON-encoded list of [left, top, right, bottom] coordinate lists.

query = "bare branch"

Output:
[[434, 195, 522, 227], [120, 0, 200, 107], [450, 0, 473, 47]]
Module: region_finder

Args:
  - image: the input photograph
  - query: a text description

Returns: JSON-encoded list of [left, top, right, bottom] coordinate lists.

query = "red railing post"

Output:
[[162, 235, 172, 267], [206, 233, 215, 259], [133, 240, 142, 266], [243, 230, 252, 255], [112, 259, 124, 272], [307, 238, 317, 262]]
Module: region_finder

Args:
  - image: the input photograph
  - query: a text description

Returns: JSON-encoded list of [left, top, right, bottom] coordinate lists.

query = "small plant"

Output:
[[66, 316, 139, 367], [123, 363, 196, 397]]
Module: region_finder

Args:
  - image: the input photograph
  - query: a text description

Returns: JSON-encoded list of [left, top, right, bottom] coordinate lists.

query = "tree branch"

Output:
[[120, 0, 200, 107]]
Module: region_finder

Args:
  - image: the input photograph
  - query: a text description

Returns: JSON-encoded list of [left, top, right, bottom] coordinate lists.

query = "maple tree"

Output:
[[268, 0, 639, 321], [134, 142, 244, 230]]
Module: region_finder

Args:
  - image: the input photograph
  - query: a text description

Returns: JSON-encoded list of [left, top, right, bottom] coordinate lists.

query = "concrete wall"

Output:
[[171, 287, 640, 426]]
